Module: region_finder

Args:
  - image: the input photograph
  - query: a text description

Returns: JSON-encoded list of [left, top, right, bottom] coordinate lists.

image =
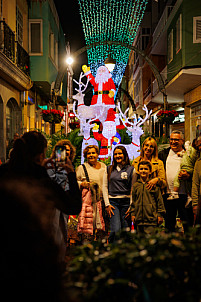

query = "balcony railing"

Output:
[[0, 20, 15, 62], [152, 6, 173, 46], [143, 84, 152, 101], [0, 20, 30, 76], [16, 41, 30, 76]]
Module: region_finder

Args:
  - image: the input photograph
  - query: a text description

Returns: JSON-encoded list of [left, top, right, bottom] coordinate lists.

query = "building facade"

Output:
[[0, 0, 73, 163], [128, 0, 201, 141], [0, 0, 32, 163]]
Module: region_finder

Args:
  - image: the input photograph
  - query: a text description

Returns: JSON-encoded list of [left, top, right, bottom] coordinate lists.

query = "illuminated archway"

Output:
[[54, 41, 167, 109]]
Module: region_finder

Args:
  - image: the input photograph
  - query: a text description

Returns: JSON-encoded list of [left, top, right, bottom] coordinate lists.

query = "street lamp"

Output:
[[104, 53, 116, 72], [66, 56, 74, 65]]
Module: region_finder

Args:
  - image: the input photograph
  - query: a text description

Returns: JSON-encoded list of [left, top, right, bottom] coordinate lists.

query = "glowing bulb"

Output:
[[66, 57, 74, 65], [105, 63, 115, 72]]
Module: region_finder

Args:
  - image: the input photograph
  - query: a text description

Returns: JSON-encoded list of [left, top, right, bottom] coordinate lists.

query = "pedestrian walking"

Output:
[[47, 139, 77, 245], [132, 136, 166, 191], [76, 145, 107, 241], [0, 131, 82, 250], [128, 160, 166, 235], [0, 177, 67, 302], [102, 145, 137, 243], [192, 136, 201, 225], [158, 130, 194, 233]]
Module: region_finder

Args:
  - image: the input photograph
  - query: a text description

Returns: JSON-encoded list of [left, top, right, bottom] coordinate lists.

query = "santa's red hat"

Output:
[[105, 108, 116, 122]]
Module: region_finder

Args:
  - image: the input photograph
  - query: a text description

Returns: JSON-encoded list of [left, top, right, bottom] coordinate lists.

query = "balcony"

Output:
[[152, 6, 174, 47], [0, 20, 31, 90], [16, 41, 30, 76]]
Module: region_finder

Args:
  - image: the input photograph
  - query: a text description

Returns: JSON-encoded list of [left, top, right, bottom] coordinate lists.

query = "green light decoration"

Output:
[[78, 0, 148, 88]]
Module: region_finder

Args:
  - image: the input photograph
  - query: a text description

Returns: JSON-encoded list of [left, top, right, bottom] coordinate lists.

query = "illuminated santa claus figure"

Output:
[[82, 65, 116, 109], [93, 108, 121, 160]]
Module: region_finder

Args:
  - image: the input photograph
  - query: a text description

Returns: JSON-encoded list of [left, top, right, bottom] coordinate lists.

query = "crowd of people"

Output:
[[1, 129, 201, 299]]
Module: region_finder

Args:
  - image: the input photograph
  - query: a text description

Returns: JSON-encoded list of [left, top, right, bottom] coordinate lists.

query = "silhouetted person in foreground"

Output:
[[0, 178, 67, 302], [0, 131, 82, 253]]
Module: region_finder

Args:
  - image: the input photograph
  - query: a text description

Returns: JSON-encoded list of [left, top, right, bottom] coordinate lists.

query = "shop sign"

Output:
[[38, 105, 48, 110]]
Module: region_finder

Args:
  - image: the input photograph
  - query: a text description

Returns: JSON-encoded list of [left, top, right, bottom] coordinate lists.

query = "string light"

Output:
[[78, 0, 148, 88]]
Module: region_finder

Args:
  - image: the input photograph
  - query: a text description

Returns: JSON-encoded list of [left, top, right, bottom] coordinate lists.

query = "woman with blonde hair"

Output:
[[132, 137, 166, 190]]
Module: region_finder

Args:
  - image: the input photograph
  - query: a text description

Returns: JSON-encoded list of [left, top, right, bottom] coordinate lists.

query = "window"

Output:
[[49, 28, 58, 66], [176, 14, 182, 53], [141, 27, 151, 51], [193, 16, 201, 43], [16, 6, 23, 45], [49, 29, 54, 60], [55, 40, 58, 67], [168, 29, 173, 63], [29, 20, 43, 55]]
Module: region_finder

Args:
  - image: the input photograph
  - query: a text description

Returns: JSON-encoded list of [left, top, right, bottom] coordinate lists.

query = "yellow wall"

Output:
[[184, 84, 201, 141]]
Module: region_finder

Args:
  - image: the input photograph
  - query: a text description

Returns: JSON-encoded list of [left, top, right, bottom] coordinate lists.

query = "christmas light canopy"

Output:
[[78, 0, 148, 88]]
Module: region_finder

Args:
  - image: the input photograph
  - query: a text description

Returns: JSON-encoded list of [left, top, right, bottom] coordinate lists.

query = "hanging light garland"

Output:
[[78, 0, 148, 88]]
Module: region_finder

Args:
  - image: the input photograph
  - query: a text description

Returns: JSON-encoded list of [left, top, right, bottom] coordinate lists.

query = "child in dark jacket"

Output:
[[129, 160, 166, 234]]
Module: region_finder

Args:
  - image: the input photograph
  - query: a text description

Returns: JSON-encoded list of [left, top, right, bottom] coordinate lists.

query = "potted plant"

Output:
[[157, 109, 178, 124], [41, 109, 64, 124]]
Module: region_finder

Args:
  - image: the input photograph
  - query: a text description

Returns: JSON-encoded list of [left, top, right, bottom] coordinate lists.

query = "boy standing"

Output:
[[129, 160, 166, 234]]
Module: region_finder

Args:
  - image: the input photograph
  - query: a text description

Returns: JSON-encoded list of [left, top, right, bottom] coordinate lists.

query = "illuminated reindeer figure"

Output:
[[112, 103, 152, 161], [72, 72, 96, 135], [73, 103, 99, 164]]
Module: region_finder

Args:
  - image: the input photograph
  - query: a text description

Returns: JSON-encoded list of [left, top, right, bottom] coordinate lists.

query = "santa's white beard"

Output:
[[95, 70, 112, 84]]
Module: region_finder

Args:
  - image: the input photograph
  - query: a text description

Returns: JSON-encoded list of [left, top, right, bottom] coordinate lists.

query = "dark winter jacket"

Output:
[[158, 147, 171, 170], [130, 179, 166, 226], [0, 162, 82, 215]]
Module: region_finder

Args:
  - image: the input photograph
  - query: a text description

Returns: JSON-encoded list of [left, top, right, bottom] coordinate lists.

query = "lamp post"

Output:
[[65, 56, 74, 134]]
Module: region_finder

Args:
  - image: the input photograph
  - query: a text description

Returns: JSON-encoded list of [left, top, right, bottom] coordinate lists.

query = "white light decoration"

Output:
[[72, 71, 152, 164], [114, 103, 152, 161]]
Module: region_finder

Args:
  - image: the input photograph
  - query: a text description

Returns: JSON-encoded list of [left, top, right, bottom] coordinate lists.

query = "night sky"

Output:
[[54, 0, 87, 77]]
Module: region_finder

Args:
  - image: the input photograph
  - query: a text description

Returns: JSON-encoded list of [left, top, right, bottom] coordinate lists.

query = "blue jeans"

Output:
[[108, 198, 130, 243]]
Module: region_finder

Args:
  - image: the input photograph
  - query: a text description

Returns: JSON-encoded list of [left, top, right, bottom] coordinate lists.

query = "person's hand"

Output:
[[158, 216, 163, 225], [108, 90, 115, 98], [59, 156, 74, 173], [178, 169, 190, 180], [82, 65, 90, 73], [42, 157, 54, 169], [80, 181, 90, 189], [193, 206, 198, 215], [146, 178, 158, 190], [106, 204, 115, 218]]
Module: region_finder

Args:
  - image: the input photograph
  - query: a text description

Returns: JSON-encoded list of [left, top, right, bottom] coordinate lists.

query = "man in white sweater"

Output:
[[158, 130, 194, 232]]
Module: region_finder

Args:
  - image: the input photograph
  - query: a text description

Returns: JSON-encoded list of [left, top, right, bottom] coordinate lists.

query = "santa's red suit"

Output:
[[93, 131, 116, 159], [85, 67, 116, 107], [92, 108, 118, 159]]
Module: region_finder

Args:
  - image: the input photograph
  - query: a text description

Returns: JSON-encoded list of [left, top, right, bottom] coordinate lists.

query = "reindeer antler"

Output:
[[73, 72, 89, 93], [117, 102, 137, 128], [136, 105, 152, 127]]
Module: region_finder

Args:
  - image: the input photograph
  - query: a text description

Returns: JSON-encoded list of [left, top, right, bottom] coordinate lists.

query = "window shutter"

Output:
[[196, 19, 201, 40], [193, 17, 201, 43]]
